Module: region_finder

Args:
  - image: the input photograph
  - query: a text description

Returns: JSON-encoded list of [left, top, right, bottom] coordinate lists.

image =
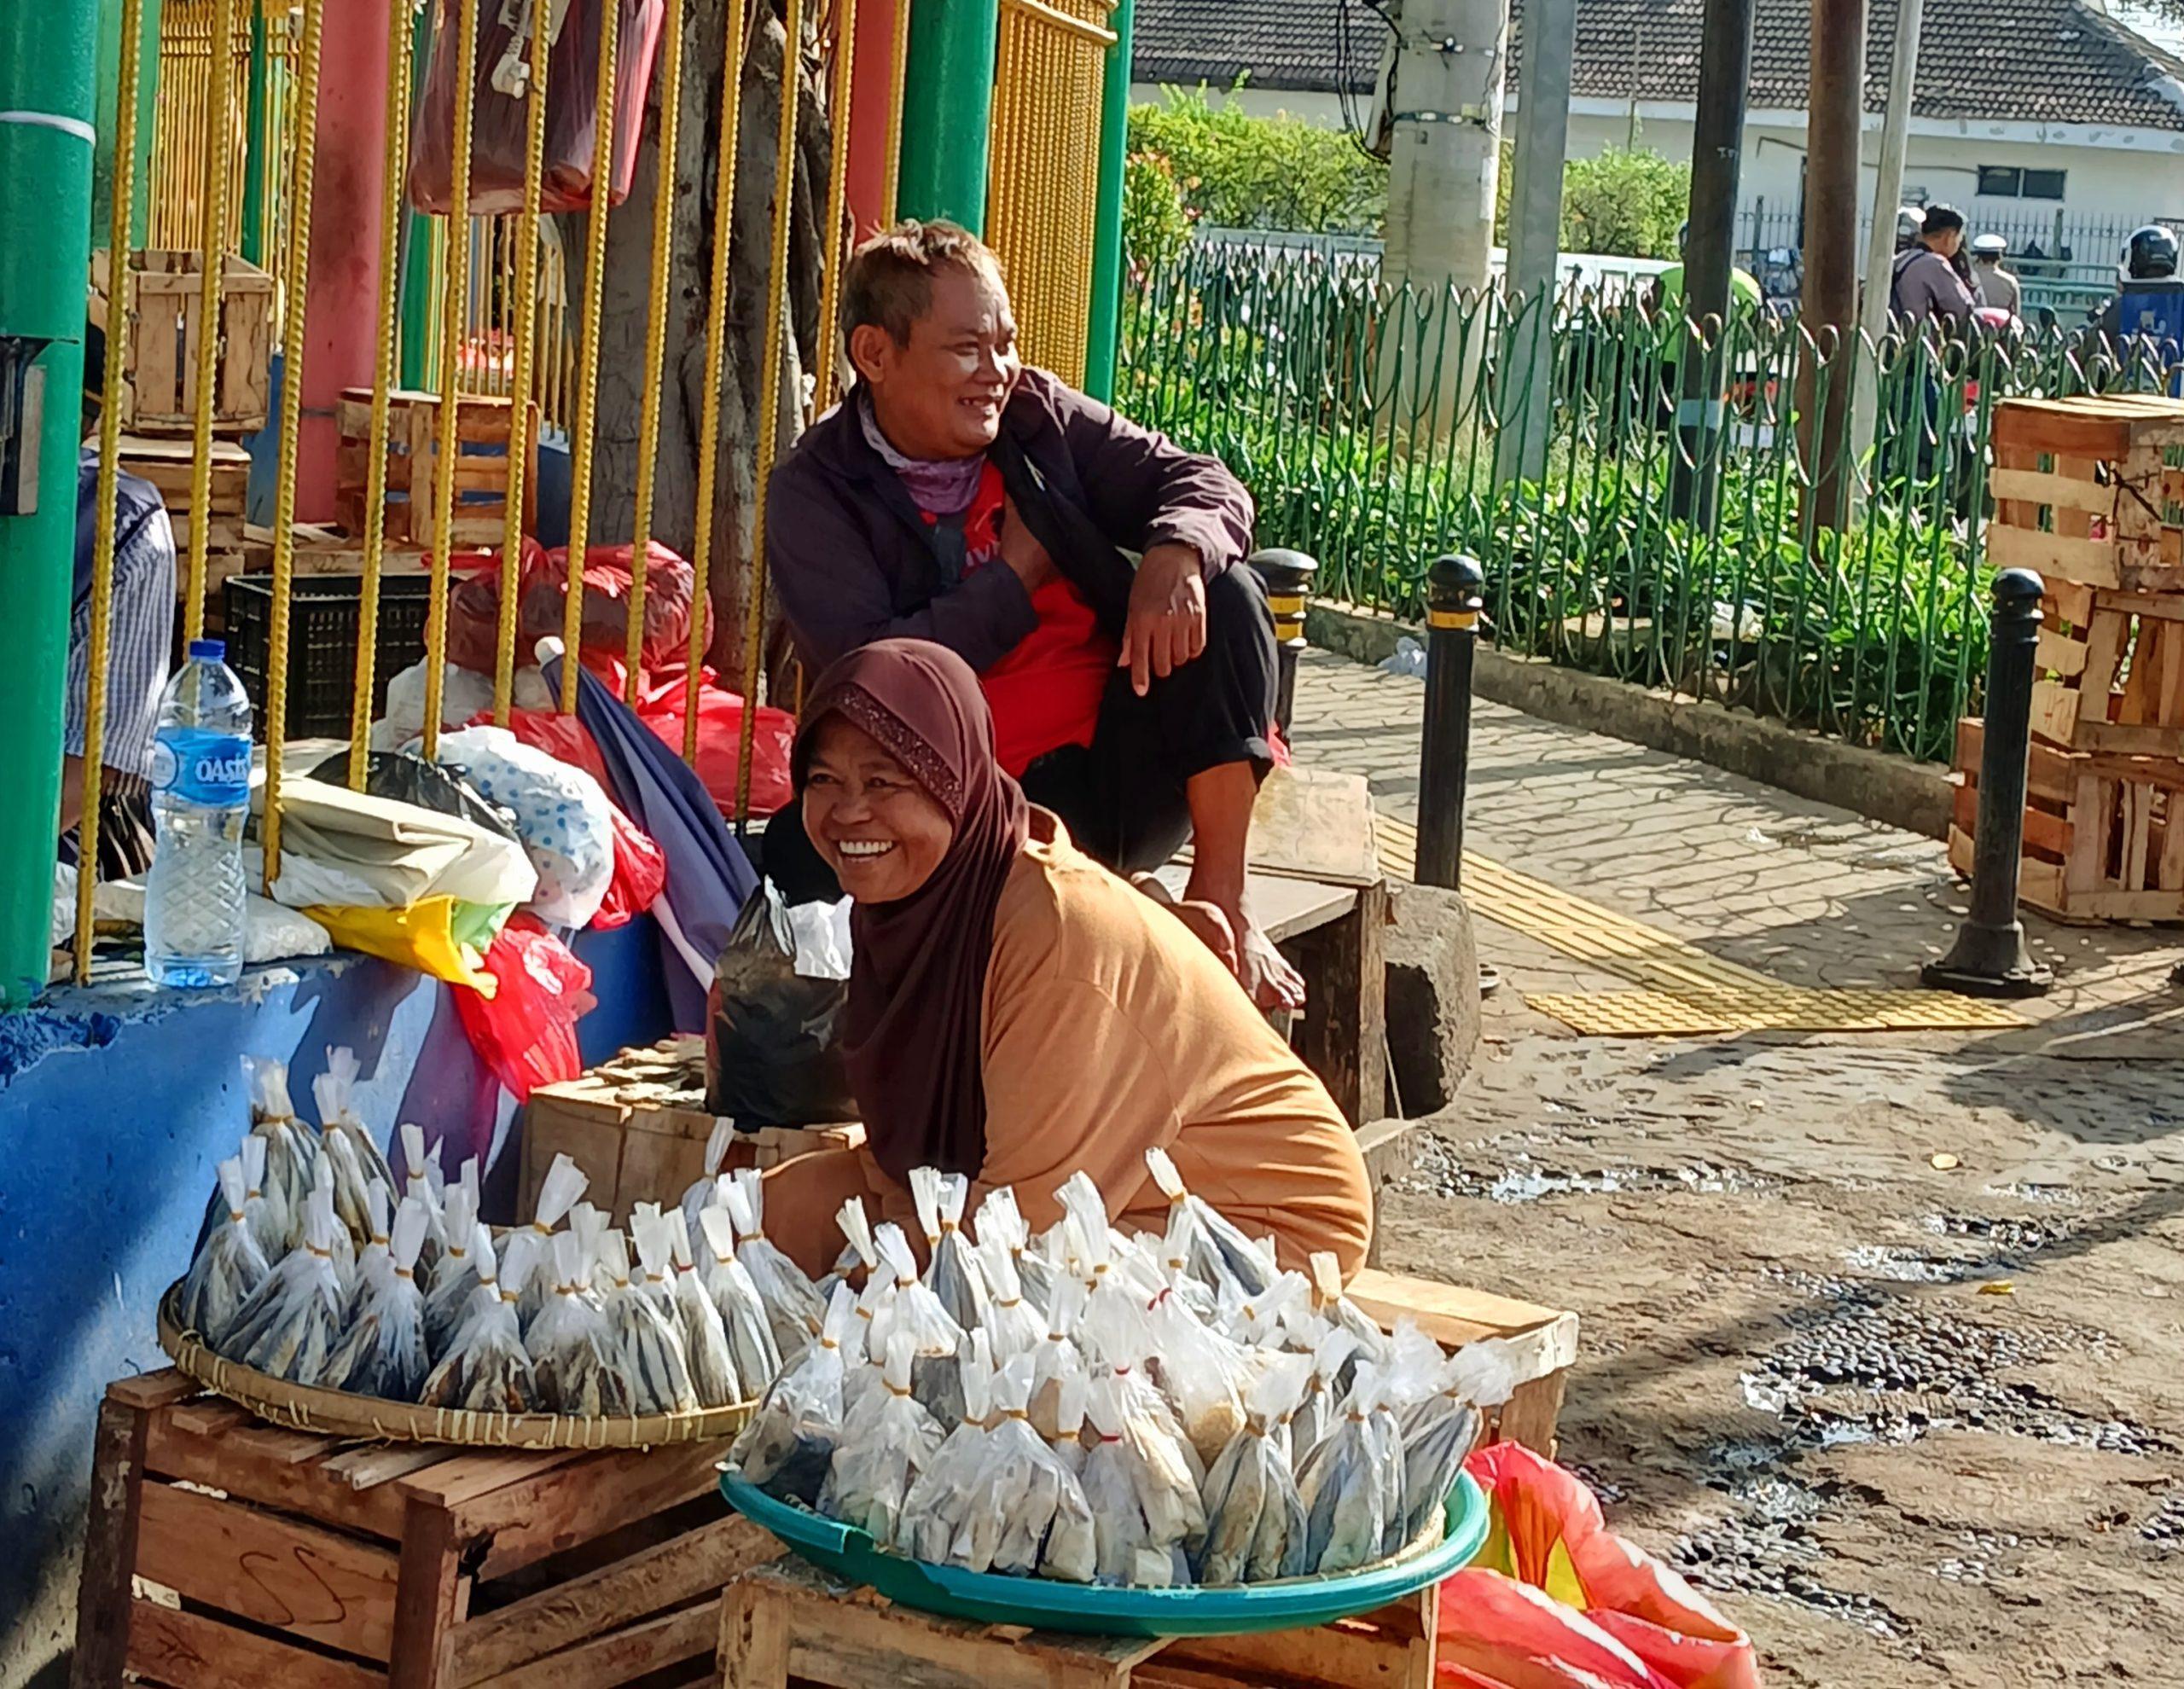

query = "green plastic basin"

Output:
[[718, 1469, 1488, 1636]]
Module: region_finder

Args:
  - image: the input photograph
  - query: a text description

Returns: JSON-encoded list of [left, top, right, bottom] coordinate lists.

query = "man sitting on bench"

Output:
[[762, 219, 1302, 1008]]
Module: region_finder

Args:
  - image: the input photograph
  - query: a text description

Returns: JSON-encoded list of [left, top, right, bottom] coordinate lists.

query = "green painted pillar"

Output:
[[896, 0, 997, 231], [398, 0, 435, 389], [1082, 0, 1133, 403], [241, 0, 268, 265], [93, 0, 161, 250], [0, 0, 100, 1006]]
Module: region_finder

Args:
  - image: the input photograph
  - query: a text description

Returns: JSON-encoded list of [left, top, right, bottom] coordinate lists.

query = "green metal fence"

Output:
[[1118, 246, 2183, 765]]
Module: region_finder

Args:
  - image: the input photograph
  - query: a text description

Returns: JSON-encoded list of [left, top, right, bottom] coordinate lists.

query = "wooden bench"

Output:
[[70, 1371, 775, 1689]]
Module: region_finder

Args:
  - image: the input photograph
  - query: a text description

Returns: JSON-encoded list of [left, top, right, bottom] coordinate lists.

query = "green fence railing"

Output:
[[1118, 246, 2181, 766]]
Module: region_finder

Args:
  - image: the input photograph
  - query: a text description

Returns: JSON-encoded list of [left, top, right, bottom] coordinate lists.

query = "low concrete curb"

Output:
[[1308, 601, 1955, 842]]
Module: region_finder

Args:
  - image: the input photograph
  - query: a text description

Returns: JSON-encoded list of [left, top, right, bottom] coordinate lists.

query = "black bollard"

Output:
[[1923, 568, 2054, 998], [1251, 548, 1317, 735], [1415, 554, 1484, 892]]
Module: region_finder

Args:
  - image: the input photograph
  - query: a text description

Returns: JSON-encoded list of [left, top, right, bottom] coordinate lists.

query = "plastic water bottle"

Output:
[[145, 638, 253, 988]]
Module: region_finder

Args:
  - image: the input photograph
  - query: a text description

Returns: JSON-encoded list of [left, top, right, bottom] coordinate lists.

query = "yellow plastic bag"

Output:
[[305, 899, 505, 996]]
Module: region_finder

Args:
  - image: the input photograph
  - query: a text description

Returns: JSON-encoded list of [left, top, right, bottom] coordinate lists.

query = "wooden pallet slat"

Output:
[[1989, 396, 2184, 596], [90, 248, 273, 436]]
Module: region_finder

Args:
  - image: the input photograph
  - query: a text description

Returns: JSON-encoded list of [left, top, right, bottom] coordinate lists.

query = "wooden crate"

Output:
[[1345, 1266, 1577, 1455], [72, 1370, 777, 1689], [334, 390, 537, 552], [90, 249, 273, 436], [336, 386, 427, 543], [1988, 394, 2184, 596], [2028, 578, 2184, 757], [720, 1554, 1444, 1689], [523, 1036, 866, 1225], [1949, 716, 2184, 924]]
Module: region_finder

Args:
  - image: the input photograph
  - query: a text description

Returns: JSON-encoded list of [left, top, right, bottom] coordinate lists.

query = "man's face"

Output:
[[852, 264, 1022, 461], [1928, 227, 1964, 258]]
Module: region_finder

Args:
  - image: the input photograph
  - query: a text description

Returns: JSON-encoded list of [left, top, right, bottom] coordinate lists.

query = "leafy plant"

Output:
[[1127, 84, 1387, 235], [1122, 148, 1195, 276]]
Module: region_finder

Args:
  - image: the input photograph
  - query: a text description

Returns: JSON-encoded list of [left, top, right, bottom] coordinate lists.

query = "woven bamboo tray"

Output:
[[158, 1284, 756, 1449]]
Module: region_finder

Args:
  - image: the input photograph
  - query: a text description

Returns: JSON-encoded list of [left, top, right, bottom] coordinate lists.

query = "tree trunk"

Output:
[[570, 0, 833, 697]]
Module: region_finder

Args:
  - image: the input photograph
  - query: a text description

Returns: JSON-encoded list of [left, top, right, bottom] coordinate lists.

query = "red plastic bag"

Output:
[[408, 0, 664, 216], [594, 808, 668, 929], [636, 672, 797, 819], [452, 915, 597, 1102], [1437, 1444, 1760, 1689], [447, 539, 702, 688]]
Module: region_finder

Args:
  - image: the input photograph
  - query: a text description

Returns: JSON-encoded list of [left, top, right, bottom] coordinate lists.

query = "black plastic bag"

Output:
[[308, 750, 523, 849], [706, 881, 854, 1130]]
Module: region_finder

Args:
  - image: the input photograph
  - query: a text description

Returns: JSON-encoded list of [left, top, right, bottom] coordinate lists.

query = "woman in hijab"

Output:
[[756, 638, 1373, 1280]]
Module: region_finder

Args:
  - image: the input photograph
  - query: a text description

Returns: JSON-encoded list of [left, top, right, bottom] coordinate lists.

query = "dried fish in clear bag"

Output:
[[1295, 1364, 1403, 1573], [234, 1135, 284, 1263], [841, 1267, 896, 1425], [679, 1120, 738, 1251], [324, 1197, 433, 1400], [1028, 1274, 1087, 1441], [1306, 1251, 1389, 1369], [723, 1169, 827, 1364], [518, 1153, 592, 1327], [820, 1330, 945, 1548], [1072, 1226, 1205, 1494], [1194, 1354, 1313, 1586], [1144, 1146, 1275, 1299], [243, 1053, 316, 1250], [900, 1331, 997, 1566], [731, 1283, 857, 1504], [320, 1129, 375, 1256], [421, 1175, 483, 1359], [1079, 1371, 1176, 1585], [601, 1222, 699, 1415], [973, 1186, 1052, 1315], [226, 1184, 346, 1383], [911, 1168, 990, 1333], [398, 1124, 447, 1280], [313, 1048, 395, 1238], [871, 1222, 966, 1426], [177, 1155, 269, 1349], [343, 1177, 393, 1326], [973, 1228, 1045, 1362], [529, 1231, 633, 1415], [1393, 1337, 1514, 1541], [1141, 1212, 1252, 1466], [1289, 1327, 1360, 1473], [421, 1232, 540, 1413], [667, 1210, 743, 1407], [1220, 1271, 1310, 1349], [974, 1354, 1096, 1582], [697, 1205, 782, 1394]]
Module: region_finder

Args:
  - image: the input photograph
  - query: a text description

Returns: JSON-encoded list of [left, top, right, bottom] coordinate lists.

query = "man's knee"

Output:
[[1206, 562, 1276, 657]]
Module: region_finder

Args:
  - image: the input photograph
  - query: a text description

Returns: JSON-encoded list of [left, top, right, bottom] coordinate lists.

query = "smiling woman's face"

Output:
[[800, 717, 955, 903]]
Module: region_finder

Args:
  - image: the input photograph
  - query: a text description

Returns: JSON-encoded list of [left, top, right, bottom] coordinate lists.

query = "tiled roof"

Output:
[[1132, 0, 2184, 133]]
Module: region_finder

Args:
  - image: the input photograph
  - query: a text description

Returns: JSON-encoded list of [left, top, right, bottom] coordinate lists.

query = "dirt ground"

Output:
[[1376, 1030, 2184, 1686]]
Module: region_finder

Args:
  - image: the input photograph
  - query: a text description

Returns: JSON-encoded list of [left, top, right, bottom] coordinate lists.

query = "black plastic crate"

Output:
[[221, 575, 433, 742]]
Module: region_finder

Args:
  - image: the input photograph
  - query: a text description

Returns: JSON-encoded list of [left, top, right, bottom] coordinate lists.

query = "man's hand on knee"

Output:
[[1121, 543, 1208, 695]]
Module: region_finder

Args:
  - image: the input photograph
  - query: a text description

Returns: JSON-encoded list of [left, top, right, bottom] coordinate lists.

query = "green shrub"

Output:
[[1122, 148, 1195, 275], [1126, 85, 1387, 235]]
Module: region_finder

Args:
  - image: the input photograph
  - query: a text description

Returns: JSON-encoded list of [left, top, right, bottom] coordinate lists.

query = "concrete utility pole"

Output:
[[1497, 0, 1575, 484], [1382, 0, 1510, 429], [1800, 0, 1869, 533], [1851, 0, 1922, 456], [1668, 0, 1757, 523]]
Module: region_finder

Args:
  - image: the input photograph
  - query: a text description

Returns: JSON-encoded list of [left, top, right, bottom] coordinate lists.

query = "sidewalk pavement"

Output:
[[1286, 647, 2184, 1060]]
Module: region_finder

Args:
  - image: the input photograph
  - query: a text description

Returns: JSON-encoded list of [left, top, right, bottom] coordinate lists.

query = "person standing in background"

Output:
[[1890, 205, 1979, 329], [1970, 234, 2022, 316]]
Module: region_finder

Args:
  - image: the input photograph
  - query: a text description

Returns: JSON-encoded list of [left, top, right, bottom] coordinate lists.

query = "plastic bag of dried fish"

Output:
[[1390, 1334, 1513, 1541], [1220, 1271, 1310, 1349], [696, 1204, 782, 1394], [1144, 1146, 1275, 1299], [1075, 1257, 1205, 1492], [731, 1282, 857, 1504], [224, 1184, 346, 1384], [313, 1048, 396, 1235], [1294, 1364, 1403, 1573], [177, 1154, 269, 1349], [515, 1153, 591, 1326], [599, 1222, 699, 1415], [972, 1353, 1097, 1582], [679, 1119, 737, 1249], [1297, 1251, 1389, 1372], [898, 1331, 996, 1565], [243, 1053, 316, 1249], [972, 1227, 1045, 1361], [819, 1330, 945, 1548], [1078, 1370, 1189, 1587], [1289, 1328, 1359, 1471], [973, 1186, 1052, 1316], [323, 1197, 433, 1400], [344, 1177, 394, 1325], [870, 1222, 966, 1426], [528, 1229, 633, 1415], [397, 1124, 447, 1280], [234, 1135, 285, 1262], [1140, 1215, 1252, 1466], [421, 1178, 484, 1359], [723, 1169, 827, 1364], [420, 1231, 539, 1413], [911, 1168, 990, 1333], [1194, 1354, 1313, 1586], [667, 1210, 743, 1408], [1028, 1274, 1087, 1442]]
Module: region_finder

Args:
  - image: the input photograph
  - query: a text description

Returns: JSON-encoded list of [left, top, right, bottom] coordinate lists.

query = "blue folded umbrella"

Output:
[[542, 651, 759, 1029]]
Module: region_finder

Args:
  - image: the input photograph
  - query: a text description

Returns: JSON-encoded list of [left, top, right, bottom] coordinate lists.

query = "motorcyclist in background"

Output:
[[2094, 224, 2183, 364]]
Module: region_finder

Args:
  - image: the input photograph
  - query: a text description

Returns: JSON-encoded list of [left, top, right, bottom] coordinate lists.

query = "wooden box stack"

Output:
[[522, 1036, 865, 1224], [1955, 395, 2184, 922], [90, 250, 274, 600], [336, 388, 537, 558], [72, 1371, 777, 1689]]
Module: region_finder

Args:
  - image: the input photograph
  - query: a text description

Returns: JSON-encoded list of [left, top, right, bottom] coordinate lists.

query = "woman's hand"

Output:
[[1121, 543, 1208, 695]]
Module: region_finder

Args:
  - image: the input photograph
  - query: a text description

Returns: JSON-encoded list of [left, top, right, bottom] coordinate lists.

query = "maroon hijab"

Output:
[[792, 640, 1031, 1181]]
